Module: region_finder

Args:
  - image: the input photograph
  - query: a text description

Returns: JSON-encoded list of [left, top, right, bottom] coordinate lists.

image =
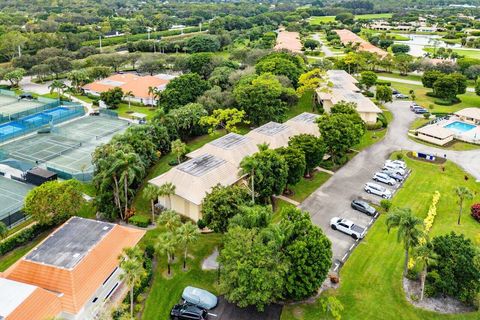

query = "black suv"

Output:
[[171, 303, 208, 320], [351, 200, 377, 216]]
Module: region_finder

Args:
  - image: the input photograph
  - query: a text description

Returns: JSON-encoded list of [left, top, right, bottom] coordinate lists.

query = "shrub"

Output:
[[377, 113, 388, 128], [129, 215, 151, 228], [366, 121, 383, 130], [197, 218, 207, 229], [396, 153, 403, 160], [375, 80, 391, 86], [363, 91, 374, 97], [423, 112, 431, 119], [0, 220, 57, 256], [471, 203, 480, 222], [380, 199, 392, 212]]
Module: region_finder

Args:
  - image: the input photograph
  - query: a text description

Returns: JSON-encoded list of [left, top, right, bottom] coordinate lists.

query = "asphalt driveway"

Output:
[[209, 296, 282, 320]]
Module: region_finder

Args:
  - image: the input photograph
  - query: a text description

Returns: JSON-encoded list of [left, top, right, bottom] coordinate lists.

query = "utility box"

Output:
[[25, 167, 57, 186]]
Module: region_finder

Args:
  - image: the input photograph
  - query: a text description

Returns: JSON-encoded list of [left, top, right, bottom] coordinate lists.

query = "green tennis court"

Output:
[[0, 176, 33, 221], [0, 95, 44, 117]]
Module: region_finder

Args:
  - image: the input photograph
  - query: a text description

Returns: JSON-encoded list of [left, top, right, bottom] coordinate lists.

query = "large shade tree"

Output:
[[288, 134, 325, 177], [275, 146, 306, 193]]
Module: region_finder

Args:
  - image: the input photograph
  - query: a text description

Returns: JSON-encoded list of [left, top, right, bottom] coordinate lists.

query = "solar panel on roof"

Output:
[[25, 217, 114, 269], [210, 133, 249, 150], [253, 122, 288, 136], [177, 154, 226, 177], [290, 112, 319, 124], [98, 79, 125, 86]]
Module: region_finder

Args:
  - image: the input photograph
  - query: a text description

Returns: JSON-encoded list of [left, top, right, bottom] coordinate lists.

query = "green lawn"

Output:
[[423, 47, 480, 60], [388, 81, 480, 114], [141, 231, 222, 320], [410, 136, 480, 151], [282, 152, 480, 320], [354, 110, 392, 151], [115, 103, 157, 120], [309, 13, 392, 24], [376, 72, 477, 88], [287, 171, 332, 203], [286, 90, 317, 119]]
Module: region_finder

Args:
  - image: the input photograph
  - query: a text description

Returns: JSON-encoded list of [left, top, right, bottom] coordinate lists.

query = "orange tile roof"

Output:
[[4, 218, 145, 315], [83, 73, 170, 99], [275, 29, 303, 53], [335, 29, 387, 57], [6, 286, 62, 320]]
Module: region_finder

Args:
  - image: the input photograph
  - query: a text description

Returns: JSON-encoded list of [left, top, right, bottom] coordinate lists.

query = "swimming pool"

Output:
[[443, 121, 476, 134]]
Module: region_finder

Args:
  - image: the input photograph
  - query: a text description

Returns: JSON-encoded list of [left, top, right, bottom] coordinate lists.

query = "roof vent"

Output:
[[102, 226, 109, 231]]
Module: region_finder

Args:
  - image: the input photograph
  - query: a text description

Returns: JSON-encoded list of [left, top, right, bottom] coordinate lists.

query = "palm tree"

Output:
[[414, 241, 438, 301], [118, 247, 145, 318], [454, 186, 474, 225], [386, 207, 423, 276], [240, 155, 259, 204], [178, 222, 199, 270], [157, 209, 181, 232], [157, 182, 176, 210], [143, 184, 160, 225], [110, 150, 145, 220], [124, 90, 134, 108], [155, 232, 177, 275], [148, 86, 159, 105], [48, 80, 66, 103]]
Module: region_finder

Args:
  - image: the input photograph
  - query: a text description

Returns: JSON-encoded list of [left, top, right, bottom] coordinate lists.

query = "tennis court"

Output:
[[0, 115, 130, 181], [0, 176, 33, 226], [0, 96, 44, 116]]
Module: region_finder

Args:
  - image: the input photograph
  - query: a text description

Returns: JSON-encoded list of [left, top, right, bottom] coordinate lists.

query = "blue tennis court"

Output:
[[0, 122, 26, 139]]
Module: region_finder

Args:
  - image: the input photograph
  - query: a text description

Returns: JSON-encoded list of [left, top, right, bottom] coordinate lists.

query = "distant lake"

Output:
[[394, 34, 462, 57]]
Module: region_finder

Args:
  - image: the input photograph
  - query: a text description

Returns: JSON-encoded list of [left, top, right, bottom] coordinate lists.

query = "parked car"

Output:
[[394, 93, 408, 99], [19, 93, 34, 100], [410, 103, 420, 110], [182, 287, 218, 310], [413, 107, 428, 114], [171, 303, 208, 320], [382, 170, 405, 182], [364, 182, 392, 199], [385, 159, 407, 170], [373, 172, 397, 186], [351, 199, 377, 216], [330, 217, 366, 239], [383, 163, 406, 176], [392, 88, 399, 95]]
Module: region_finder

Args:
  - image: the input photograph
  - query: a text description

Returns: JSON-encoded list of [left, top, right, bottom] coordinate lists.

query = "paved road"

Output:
[[301, 100, 480, 265], [312, 33, 334, 57], [379, 76, 476, 93]]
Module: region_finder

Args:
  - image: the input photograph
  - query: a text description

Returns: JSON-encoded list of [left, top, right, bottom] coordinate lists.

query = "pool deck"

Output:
[[423, 117, 480, 143]]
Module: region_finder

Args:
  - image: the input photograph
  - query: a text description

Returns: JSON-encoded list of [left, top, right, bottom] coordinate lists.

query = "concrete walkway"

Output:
[[378, 76, 476, 93], [312, 33, 334, 57]]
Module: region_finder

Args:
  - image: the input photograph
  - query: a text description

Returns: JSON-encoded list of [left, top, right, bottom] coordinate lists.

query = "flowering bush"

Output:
[[471, 203, 480, 222]]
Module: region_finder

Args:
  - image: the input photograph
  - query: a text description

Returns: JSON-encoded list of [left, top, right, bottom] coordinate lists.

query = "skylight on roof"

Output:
[[210, 133, 249, 150], [254, 122, 288, 136]]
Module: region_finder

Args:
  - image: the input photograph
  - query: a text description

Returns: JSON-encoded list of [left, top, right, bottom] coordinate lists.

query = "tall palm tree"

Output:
[[386, 207, 423, 276], [110, 150, 145, 220], [155, 232, 177, 275], [157, 182, 176, 210], [157, 209, 181, 232], [454, 186, 474, 225], [143, 184, 160, 224], [414, 241, 438, 301], [239, 155, 260, 204], [124, 90, 134, 108], [48, 80, 66, 103], [178, 222, 199, 270], [118, 247, 145, 318]]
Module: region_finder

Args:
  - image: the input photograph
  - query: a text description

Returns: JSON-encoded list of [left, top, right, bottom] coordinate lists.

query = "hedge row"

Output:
[[0, 221, 55, 256], [129, 215, 151, 228]]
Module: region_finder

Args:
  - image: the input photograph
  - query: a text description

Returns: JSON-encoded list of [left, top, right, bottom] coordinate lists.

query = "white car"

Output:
[[330, 217, 366, 239], [365, 182, 392, 199], [382, 162, 406, 176], [373, 172, 396, 186], [385, 159, 407, 170]]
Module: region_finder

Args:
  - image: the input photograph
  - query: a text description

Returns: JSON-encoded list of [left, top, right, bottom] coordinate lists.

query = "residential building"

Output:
[[275, 28, 302, 53], [1, 217, 145, 320], [83, 73, 175, 105], [149, 113, 320, 221], [454, 108, 480, 125], [316, 70, 382, 125], [334, 29, 387, 57]]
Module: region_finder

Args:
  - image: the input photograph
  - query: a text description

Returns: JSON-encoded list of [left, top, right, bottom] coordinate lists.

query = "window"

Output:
[[103, 267, 118, 285]]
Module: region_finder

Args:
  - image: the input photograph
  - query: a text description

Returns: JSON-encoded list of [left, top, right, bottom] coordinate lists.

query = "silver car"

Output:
[[365, 182, 392, 199], [373, 172, 396, 186]]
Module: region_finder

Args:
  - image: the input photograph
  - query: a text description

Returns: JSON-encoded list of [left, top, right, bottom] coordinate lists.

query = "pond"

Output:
[[394, 34, 462, 57]]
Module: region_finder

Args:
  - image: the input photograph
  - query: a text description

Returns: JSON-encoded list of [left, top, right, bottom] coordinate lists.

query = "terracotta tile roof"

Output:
[[275, 29, 302, 53], [83, 73, 171, 99], [335, 29, 387, 57], [4, 217, 145, 315], [0, 278, 62, 320]]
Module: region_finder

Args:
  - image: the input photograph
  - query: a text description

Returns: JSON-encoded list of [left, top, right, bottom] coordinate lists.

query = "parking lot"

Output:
[[208, 296, 282, 320], [301, 116, 411, 271]]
